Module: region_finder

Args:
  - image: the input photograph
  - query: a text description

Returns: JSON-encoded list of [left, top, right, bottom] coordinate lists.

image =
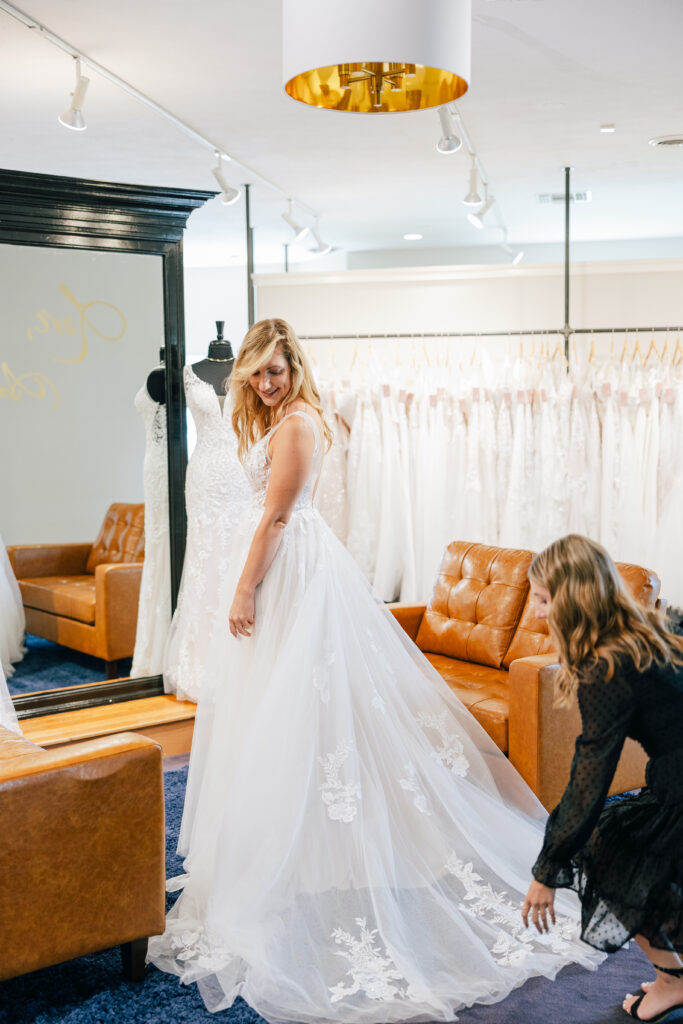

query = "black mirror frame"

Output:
[[0, 168, 213, 719]]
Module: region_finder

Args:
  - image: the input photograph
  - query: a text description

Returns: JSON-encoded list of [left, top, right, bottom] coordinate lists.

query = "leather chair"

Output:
[[7, 503, 145, 678], [0, 724, 165, 982], [391, 541, 662, 810]]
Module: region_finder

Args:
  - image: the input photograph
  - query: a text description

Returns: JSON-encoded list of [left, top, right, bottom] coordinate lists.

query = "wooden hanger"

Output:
[[620, 335, 629, 363], [550, 338, 563, 361], [632, 336, 645, 365], [588, 335, 596, 364], [644, 336, 661, 365], [673, 335, 683, 367]]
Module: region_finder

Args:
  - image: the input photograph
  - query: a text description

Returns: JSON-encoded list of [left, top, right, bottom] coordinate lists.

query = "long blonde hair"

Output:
[[230, 318, 332, 460], [529, 534, 683, 705]]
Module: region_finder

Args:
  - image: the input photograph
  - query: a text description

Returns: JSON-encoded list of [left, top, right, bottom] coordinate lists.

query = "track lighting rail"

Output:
[[0, 0, 318, 217]]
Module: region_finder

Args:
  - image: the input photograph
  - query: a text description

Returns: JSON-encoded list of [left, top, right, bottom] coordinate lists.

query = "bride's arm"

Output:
[[229, 416, 315, 637]]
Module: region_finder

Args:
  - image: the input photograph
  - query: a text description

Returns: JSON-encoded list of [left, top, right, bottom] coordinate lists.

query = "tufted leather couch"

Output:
[[8, 503, 145, 678], [390, 541, 661, 810], [0, 723, 164, 982]]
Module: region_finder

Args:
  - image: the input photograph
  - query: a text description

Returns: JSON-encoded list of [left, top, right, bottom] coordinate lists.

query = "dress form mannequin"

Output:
[[191, 321, 234, 394], [146, 347, 166, 404]]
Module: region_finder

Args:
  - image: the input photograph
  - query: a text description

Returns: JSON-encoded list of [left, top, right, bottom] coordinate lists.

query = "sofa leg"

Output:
[[121, 937, 148, 982], [105, 659, 120, 680]]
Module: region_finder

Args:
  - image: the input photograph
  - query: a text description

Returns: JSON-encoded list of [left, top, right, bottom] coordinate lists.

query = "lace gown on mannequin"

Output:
[[0, 535, 24, 680], [148, 409, 603, 1023], [131, 386, 171, 677], [163, 367, 250, 702]]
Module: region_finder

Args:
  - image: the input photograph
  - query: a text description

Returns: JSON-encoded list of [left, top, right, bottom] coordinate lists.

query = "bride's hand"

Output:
[[522, 880, 556, 933], [229, 587, 255, 638]]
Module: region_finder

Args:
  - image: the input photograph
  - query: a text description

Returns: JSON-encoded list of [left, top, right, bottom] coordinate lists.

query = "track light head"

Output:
[[462, 154, 482, 205], [436, 106, 461, 155], [467, 195, 496, 229], [282, 200, 309, 242], [58, 57, 89, 131], [500, 241, 524, 265], [512, 249, 524, 265], [310, 222, 332, 256], [211, 154, 240, 205]]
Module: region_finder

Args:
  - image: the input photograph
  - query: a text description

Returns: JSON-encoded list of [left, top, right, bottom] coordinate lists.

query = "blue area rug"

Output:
[[0, 767, 652, 1024], [7, 634, 132, 696]]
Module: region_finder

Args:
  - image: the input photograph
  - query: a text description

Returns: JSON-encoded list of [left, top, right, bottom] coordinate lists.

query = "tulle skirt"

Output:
[[148, 505, 603, 1022], [0, 538, 25, 679]]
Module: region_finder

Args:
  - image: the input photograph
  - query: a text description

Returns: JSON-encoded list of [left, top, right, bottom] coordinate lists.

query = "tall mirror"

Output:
[[0, 169, 212, 721]]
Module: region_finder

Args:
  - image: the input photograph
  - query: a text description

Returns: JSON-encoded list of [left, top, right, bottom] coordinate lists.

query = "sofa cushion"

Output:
[[19, 576, 96, 625], [86, 503, 145, 573], [416, 542, 533, 668], [503, 559, 662, 667], [424, 654, 509, 751]]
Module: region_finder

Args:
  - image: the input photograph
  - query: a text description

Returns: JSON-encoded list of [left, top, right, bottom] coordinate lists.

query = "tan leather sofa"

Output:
[[0, 724, 165, 982], [8, 503, 145, 678], [390, 541, 660, 811]]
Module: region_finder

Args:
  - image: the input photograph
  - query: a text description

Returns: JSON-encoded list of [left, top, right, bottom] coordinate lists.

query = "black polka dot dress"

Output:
[[532, 655, 683, 954]]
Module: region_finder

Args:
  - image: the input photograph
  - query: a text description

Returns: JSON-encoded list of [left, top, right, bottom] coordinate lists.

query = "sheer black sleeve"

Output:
[[532, 662, 636, 887]]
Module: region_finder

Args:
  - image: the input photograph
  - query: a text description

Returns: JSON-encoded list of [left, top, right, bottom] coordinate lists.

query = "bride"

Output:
[[148, 319, 603, 1022]]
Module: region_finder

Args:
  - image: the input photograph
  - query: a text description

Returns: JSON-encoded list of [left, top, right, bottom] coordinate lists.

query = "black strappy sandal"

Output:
[[626, 965, 683, 1022]]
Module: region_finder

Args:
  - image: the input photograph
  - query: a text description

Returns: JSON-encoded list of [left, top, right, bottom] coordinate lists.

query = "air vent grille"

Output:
[[536, 191, 592, 204]]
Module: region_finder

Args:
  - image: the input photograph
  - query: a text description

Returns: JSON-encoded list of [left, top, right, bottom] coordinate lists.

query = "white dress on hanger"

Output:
[[345, 390, 382, 583], [131, 385, 171, 677], [148, 409, 602, 1023], [314, 386, 349, 545], [0, 534, 24, 679], [162, 367, 250, 702], [373, 387, 406, 602], [654, 382, 683, 607]]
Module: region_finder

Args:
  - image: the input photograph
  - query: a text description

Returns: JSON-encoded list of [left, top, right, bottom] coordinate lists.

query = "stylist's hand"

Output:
[[229, 587, 255, 638], [522, 880, 556, 934]]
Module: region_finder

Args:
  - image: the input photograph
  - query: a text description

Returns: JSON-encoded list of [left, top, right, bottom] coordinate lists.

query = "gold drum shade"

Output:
[[285, 62, 468, 113], [282, 0, 471, 114]]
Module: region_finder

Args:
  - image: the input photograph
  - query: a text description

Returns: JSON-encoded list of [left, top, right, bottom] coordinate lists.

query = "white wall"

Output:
[[0, 244, 163, 545], [254, 258, 683, 373], [183, 265, 248, 360]]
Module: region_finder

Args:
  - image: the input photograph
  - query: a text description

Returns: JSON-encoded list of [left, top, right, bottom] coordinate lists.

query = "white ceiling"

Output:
[[1, 0, 682, 266]]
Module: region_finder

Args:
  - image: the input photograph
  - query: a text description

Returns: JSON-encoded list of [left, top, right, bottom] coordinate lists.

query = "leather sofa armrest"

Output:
[[95, 563, 143, 662], [0, 732, 165, 981], [508, 654, 647, 811], [7, 543, 92, 579], [388, 603, 427, 642]]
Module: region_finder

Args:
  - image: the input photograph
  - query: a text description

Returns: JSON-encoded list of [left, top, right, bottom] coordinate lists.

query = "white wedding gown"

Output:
[[163, 367, 250, 702], [148, 410, 603, 1022], [131, 385, 171, 677]]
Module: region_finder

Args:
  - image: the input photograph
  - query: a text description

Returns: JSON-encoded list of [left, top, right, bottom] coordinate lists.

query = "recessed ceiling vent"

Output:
[[536, 191, 592, 204], [649, 135, 683, 147]]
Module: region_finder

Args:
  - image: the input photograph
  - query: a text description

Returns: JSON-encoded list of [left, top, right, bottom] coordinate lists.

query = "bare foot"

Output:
[[623, 977, 683, 1019]]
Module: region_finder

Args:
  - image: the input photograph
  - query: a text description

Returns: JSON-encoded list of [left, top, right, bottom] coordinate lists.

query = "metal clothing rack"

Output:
[[299, 326, 682, 341], [299, 169, 682, 358]]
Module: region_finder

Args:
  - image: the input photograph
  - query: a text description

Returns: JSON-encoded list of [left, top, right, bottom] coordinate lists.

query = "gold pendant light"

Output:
[[283, 0, 471, 114]]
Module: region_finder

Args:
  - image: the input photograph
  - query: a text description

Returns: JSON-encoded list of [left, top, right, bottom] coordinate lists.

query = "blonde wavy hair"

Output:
[[529, 534, 683, 705], [230, 318, 332, 460]]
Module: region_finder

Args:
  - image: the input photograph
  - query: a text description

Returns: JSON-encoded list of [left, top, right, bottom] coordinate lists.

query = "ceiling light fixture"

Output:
[[501, 241, 524, 265], [211, 153, 240, 206], [599, 124, 616, 133], [282, 200, 309, 242], [467, 194, 495, 229], [403, 233, 423, 241], [58, 56, 89, 131], [436, 106, 462, 154], [648, 135, 683, 147], [462, 153, 482, 205], [283, 0, 471, 113], [310, 220, 332, 256]]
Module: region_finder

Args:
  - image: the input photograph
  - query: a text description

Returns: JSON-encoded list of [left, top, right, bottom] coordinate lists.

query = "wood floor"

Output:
[[21, 695, 196, 757]]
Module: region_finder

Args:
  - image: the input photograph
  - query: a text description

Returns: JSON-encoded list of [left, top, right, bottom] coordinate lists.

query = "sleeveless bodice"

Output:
[[243, 410, 323, 511]]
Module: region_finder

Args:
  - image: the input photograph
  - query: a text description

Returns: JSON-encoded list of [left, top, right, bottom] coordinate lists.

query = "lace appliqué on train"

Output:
[[319, 742, 361, 823], [398, 763, 431, 815], [416, 710, 469, 777], [446, 855, 578, 966], [329, 917, 415, 1004]]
